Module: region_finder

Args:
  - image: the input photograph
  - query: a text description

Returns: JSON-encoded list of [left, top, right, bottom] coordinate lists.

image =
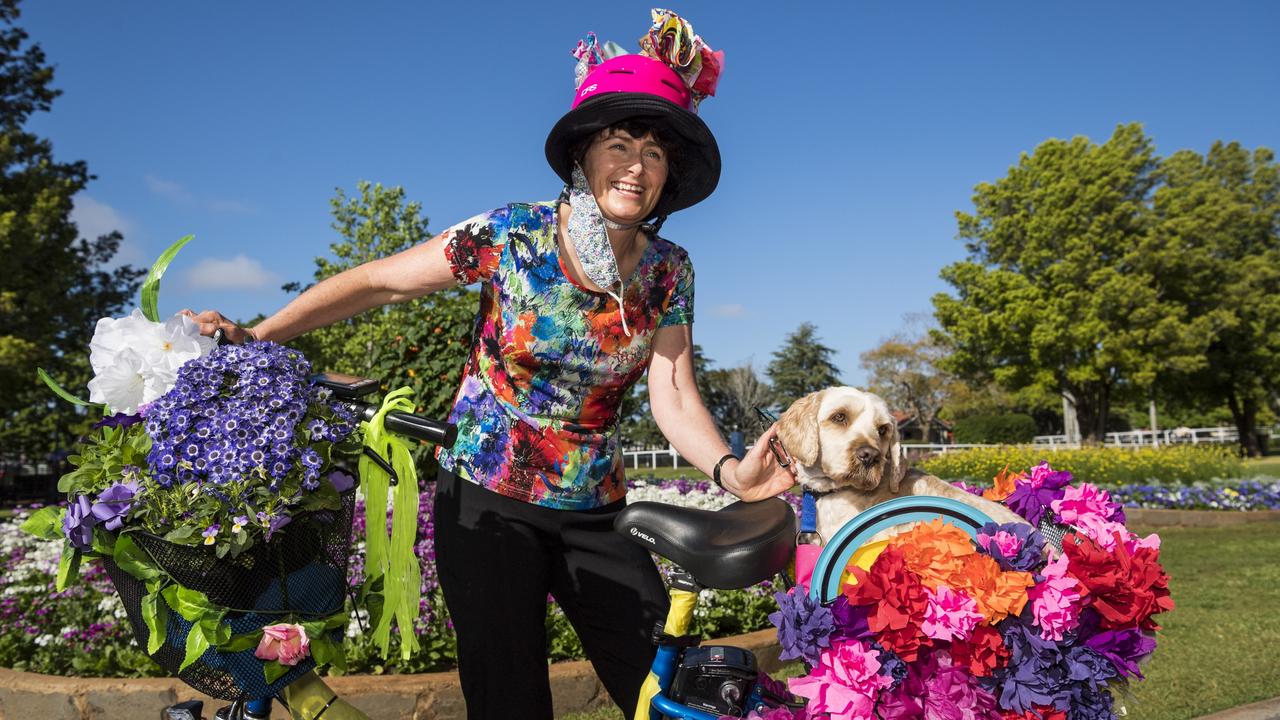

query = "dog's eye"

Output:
[[877, 424, 891, 437], [829, 412, 847, 424]]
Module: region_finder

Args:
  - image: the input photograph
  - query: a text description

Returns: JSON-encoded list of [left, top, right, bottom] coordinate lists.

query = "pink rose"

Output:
[[254, 623, 310, 666]]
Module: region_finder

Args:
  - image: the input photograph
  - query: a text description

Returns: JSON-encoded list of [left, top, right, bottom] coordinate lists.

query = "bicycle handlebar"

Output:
[[344, 400, 458, 448]]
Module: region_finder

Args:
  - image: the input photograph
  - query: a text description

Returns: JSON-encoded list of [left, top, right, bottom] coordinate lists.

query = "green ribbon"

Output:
[[359, 387, 422, 659]]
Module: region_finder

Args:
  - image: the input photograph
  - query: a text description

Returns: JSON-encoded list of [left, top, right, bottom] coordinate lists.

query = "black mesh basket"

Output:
[[103, 488, 356, 701]]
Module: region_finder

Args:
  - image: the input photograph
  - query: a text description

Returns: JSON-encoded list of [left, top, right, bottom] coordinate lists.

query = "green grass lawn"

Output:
[[558, 520, 1280, 720], [626, 465, 708, 481], [1243, 455, 1280, 478]]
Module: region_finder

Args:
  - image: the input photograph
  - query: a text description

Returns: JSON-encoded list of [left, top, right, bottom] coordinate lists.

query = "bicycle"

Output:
[[615, 494, 1002, 719], [159, 369, 456, 720]]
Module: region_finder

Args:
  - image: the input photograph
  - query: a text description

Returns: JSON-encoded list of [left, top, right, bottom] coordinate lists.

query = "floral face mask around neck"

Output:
[[566, 164, 635, 337]]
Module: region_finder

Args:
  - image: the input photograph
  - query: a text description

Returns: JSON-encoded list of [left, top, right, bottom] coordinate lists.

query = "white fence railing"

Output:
[[622, 425, 1276, 469]]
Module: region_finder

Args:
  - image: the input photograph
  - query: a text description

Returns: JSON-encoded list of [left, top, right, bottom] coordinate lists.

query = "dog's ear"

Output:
[[778, 390, 823, 466], [883, 420, 906, 493]]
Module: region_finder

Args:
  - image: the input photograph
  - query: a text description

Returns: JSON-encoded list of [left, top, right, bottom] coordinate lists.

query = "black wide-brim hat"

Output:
[[544, 93, 721, 219]]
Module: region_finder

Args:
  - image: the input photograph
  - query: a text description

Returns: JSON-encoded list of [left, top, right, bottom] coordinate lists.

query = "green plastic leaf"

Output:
[[90, 528, 116, 556], [220, 630, 264, 653], [179, 622, 210, 672], [19, 507, 64, 541], [309, 633, 343, 672], [113, 534, 161, 581], [141, 591, 168, 655], [37, 367, 95, 407], [161, 584, 212, 622], [199, 612, 230, 646], [56, 541, 81, 591], [140, 234, 194, 322], [263, 659, 290, 685]]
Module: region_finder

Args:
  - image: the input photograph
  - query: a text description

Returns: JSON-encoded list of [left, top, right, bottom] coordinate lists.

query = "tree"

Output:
[[0, 0, 143, 457], [766, 322, 842, 407], [859, 333, 952, 443], [1148, 142, 1280, 456], [285, 181, 477, 473], [932, 123, 1213, 442]]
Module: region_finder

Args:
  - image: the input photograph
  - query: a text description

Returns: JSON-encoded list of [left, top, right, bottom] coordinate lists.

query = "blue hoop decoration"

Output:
[[808, 497, 998, 604]]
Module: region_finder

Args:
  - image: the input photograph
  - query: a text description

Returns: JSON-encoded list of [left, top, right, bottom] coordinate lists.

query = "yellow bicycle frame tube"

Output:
[[633, 586, 698, 720]]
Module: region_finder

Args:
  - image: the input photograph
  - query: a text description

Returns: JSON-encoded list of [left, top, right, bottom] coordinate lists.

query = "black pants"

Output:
[[433, 469, 670, 719]]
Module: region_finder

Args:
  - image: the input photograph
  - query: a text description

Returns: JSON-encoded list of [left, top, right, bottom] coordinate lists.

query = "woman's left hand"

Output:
[[723, 423, 797, 501]]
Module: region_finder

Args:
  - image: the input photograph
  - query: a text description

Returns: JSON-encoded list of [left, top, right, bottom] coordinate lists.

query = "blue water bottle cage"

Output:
[[808, 497, 998, 604]]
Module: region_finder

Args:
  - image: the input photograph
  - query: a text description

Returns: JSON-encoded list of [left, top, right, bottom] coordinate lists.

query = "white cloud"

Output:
[[711, 304, 747, 318], [72, 195, 134, 240], [145, 174, 254, 215], [183, 255, 280, 290]]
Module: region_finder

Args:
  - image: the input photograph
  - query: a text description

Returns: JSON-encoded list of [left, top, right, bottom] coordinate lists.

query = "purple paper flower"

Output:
[[769, 589, 834, 667], [1078, 611, 1157, 679], [976, 522, 1047, 572], [62, 495, 97, 550], [829, 594, 874, 644], [1005, 464, 1073, 525], [89, 481, 139, 532]]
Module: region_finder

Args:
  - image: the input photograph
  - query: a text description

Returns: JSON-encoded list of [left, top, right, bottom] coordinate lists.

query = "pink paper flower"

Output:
[[788, 640, 892, 720], [1050, 484, 1121, 525], [1028, 555, 1086, 641], [1070, 514, 1130, 552], [977, 529, 1023, 559], [921, 585, 984, 642], [254, 623, 310, 666]]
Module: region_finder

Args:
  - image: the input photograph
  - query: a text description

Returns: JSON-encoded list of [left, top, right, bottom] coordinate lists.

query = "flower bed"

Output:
[[919, 445, 1243, 486], [0, 477, 782, 677]]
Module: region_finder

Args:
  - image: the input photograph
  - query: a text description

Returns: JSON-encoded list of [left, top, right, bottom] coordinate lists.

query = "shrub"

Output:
[[951, 413, 1038, 444], [918, 445, 1244, 486]]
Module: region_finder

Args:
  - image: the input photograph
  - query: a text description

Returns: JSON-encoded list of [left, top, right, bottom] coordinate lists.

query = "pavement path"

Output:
[[1195, 697, 1280, 720]]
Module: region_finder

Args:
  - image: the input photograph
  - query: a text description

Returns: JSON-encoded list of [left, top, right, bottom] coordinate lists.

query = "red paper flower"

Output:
[[844, 546, 931, 661], [949, 625, 1010, 677], [1063, 532, 1174, 631]]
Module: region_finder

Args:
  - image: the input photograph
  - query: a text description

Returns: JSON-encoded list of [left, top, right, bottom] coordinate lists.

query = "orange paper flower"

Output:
[[983, 465, 1020, 502]]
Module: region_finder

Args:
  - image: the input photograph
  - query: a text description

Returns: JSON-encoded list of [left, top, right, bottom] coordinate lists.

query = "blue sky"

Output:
[[23, 1, 1280, 385]]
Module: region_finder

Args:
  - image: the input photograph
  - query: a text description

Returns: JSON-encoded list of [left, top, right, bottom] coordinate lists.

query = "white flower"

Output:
[[86, 309, 214, 414]]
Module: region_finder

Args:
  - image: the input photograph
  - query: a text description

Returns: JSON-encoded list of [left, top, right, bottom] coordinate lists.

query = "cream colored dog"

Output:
[[777, 386, 1028, 542]]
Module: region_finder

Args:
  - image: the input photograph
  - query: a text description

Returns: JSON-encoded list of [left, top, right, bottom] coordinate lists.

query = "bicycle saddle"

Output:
[[615, 498, 797, 589]]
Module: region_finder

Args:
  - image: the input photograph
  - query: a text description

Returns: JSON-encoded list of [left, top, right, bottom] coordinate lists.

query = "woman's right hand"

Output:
[[180, 309, 257, 344]]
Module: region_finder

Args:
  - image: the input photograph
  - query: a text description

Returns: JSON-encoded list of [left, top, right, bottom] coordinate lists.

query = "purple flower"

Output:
[[329, 469, 356, 493], [976, 522, 1046, 572], [1005, 465, 1073, 525], [265, 514, 291, 541], [202, 525, 220, 545], [829, 594, 874, 643], [92, 412, 142, 430], [62, 495, 97, 550], [89, 481, 139, 532], [1078, 615, 1157, 679], [768, 589, 834, 667]]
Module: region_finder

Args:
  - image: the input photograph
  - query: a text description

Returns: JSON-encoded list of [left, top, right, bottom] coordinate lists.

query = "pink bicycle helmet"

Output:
[[545, 54, 721, 219]]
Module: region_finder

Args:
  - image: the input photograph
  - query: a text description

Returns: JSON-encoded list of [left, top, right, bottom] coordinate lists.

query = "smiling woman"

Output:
[[179, 9, 799, 720]]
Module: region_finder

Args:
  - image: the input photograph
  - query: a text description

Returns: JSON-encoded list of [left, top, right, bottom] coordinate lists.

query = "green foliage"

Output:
[[918, 445, 1243, 486], [284, 181, 477, 475], [0, 0, 143, 456], [951, 413, 1038, 444], [860, 332, 952, 442], [766, 322, 842, 408], [933, 124, 1215, 442], [1147, 142, 1280, 456]]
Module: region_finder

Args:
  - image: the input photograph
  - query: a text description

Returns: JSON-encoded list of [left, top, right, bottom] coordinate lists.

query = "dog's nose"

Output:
[[855, 446, 881, 467]]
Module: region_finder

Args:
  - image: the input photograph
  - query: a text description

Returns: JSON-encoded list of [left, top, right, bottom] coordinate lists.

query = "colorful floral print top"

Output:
[[435, 202, 694, 510]]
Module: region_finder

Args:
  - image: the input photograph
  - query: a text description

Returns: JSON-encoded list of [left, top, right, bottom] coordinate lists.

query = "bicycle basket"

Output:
[[103, 486, 356, 701]]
